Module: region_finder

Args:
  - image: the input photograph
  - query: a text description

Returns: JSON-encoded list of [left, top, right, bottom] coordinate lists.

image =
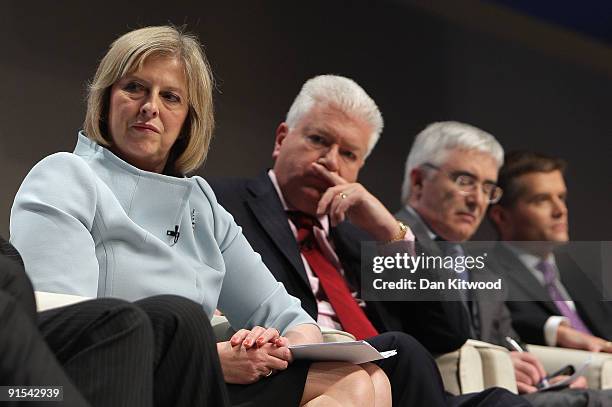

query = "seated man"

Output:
[[488, 151, 612, 352], [0, 236, 229, 407], [211, 75, 528, 406], [394, 122, 612, 405]]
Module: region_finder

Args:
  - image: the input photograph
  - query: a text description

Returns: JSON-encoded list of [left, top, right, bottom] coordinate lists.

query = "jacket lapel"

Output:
[[493, 244, 559, 315], [395, 207, 443, 256], [245, 174, 311, 288]]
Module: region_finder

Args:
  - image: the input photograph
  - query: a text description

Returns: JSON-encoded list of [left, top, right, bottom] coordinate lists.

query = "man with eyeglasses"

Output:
[[211, 77, 531, 406], [393, 122, 611, 404]]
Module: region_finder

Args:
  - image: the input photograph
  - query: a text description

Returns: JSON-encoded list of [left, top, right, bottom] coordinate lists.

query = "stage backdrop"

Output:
[[1, 0, 610, 240]]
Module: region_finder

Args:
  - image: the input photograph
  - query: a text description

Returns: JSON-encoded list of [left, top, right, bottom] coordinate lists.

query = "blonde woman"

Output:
[[11, 26, 390, 407]]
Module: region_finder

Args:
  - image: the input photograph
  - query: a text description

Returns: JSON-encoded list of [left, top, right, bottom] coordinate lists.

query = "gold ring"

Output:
[[265, 369, 274, 377], [339, 192, 348, 199]]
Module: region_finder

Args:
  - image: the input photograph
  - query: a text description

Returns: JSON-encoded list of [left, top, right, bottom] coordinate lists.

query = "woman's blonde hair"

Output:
[[84, 25, 214, 174]]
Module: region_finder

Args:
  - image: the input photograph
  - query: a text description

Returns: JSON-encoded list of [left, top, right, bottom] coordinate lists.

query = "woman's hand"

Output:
[[218, 326, 293, 384], [230, 326, 286, 349]]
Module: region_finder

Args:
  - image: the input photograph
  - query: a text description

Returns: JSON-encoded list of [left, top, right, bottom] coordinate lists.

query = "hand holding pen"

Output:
[[505, 336, 549, 393]]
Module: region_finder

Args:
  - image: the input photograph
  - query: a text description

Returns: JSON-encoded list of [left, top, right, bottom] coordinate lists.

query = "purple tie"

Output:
[[536, 260, 592, 334]]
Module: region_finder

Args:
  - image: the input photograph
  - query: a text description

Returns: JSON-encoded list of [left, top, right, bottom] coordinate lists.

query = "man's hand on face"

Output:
[[312, 162, 409, 242], [557, 324, 612, 353], [510, 351, 547, 394]]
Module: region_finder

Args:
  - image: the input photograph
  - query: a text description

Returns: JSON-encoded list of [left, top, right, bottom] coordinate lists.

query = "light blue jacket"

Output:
[[11, 132, 316, 333]]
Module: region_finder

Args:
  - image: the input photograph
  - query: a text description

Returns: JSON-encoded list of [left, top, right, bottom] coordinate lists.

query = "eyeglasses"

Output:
[[422, 163, 503, 204]]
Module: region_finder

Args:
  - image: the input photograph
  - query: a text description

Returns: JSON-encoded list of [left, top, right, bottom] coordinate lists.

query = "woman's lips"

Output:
[[132, 123, 160, 133]]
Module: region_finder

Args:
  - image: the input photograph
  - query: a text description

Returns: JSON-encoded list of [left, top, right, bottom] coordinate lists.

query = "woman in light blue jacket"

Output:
[[10, 26, 390, 407]]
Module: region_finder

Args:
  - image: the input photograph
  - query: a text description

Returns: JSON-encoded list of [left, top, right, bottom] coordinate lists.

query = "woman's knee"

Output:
[[361, 362, 392, 407], [303, 362, 375, 407]]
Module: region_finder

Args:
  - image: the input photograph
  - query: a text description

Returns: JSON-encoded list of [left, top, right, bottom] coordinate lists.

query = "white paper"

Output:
[[539, 356, 592, 392], [289, 340, 397, 364]]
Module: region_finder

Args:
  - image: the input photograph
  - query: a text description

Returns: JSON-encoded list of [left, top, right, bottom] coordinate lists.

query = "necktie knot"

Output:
[[287, 211, 321, 248]]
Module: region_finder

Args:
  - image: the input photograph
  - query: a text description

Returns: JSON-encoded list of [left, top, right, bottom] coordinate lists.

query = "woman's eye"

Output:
[[162, 92, 181, 103], [124, 82, 144, 92]]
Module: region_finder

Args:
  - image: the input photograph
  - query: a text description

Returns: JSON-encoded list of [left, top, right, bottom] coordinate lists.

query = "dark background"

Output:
[[1, 0, 610, 240]]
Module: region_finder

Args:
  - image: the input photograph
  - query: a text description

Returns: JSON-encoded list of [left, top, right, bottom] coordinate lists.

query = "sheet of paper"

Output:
[[289, 340, 397, 364], [539, 356, 592, 392]]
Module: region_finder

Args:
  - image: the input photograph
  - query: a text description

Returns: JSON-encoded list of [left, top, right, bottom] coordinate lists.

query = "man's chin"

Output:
[[441, 227, 474, 242], [292, 194, 320, 216], [548, 233, 569, 243]]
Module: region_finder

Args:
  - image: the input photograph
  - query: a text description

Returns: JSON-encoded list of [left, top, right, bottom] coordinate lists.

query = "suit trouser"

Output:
[[367, 332, 530, 407], [1, 253, 231, 407], [0, 255, 90, 407]]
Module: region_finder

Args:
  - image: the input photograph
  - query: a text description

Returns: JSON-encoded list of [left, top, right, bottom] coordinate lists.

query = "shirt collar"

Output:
[[404, 204, 438, 241], [504, 242, 557, 270], [268, 170, 330, 236]]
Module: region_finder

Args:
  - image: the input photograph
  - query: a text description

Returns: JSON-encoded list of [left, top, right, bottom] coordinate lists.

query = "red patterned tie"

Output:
[[288, 212, 379, 340]]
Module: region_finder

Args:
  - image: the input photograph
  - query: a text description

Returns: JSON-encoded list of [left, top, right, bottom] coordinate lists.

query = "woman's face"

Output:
[[108, 55, 189, 173]]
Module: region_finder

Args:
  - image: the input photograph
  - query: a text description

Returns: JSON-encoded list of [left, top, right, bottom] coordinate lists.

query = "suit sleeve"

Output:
[[337, 226, 470, 354], [10, 153, 100, 297], [197, 179, 317, 334], [505, 301, 548, 345]]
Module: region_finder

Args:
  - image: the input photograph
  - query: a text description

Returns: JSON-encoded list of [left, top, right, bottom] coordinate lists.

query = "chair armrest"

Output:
[[34, 291, 90, 312], [435, 343, 483, 395], [528, 344, 612, 390], [466, 340, 518, 394], [436, 340, 518, 395], [321, 327, 356, 343], [211, 315, 235, 341], [436, 341, 491, 395]]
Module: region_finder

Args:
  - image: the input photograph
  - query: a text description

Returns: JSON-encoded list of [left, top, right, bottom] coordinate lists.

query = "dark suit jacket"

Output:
[[0, 235, 36, 320], [491, 243, 612, 345], [395, 207, 521, 347], [209, 173, 470, 354]]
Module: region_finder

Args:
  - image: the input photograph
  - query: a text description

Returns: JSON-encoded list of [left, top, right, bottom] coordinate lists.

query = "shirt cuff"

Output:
[[544, 316, 570, 346]]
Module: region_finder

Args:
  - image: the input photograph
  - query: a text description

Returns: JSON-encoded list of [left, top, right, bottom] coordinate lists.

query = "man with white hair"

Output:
[[211, 76, 528, 406], [395, 122, 610, 404]]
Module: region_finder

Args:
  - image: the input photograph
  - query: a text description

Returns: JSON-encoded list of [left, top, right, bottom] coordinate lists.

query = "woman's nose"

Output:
[[140, 95, 159, 118]]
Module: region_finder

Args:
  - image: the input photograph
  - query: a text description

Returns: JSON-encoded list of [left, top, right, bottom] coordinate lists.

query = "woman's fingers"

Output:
[[255, 327, 281, 347], [230, 329, 251, 347], [242, 326, 283, 349], [242, 326, 267, 348]]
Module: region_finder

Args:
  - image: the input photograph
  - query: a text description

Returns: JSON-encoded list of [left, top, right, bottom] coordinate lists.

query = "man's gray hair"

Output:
[[400, 121, 504, 204], [286, 75, 383, 158]]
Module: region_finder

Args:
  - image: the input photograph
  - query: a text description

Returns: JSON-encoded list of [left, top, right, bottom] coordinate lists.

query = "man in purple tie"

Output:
[[394, 123, 605, 401], [488, 151, 612, 353]]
